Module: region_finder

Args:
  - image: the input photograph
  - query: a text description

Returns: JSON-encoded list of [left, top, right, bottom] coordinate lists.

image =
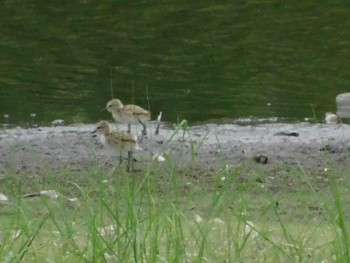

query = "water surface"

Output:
[[1, 1, 349, 126]]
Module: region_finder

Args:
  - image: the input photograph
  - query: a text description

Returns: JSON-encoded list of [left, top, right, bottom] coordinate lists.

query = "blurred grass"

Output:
[[0, 157, 349, 262]]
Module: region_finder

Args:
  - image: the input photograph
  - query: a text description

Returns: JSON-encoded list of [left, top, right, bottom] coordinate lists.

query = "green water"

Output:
[[1, 1, 349, 126]]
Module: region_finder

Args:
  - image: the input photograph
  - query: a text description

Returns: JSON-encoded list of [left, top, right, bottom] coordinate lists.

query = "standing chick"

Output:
[[92, 120, 139, 172], [106, 98, 151, 141]]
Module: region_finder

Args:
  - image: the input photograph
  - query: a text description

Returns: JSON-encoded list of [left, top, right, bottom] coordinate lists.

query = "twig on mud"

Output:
[[155, 111, 162, 135]]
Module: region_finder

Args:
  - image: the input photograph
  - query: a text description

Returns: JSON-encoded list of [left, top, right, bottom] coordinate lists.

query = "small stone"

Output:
[[152, 153, 165, 162], [194, 214, 203, 223], [252, 155, 268, 164], [212, 217, 225, 225], [325, 112, 340, 124], [98, 224, 117, 237], [40, 190, 59, 199], [0, 193, 8, 202], [51, 119, 65, 127]]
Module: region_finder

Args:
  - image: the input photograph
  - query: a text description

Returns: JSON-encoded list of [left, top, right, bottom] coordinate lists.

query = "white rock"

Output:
[[212, 217, 225, 225], [194, 214, 203, 223], [99, 224, 117, 237], [336, 93, 350, 118], [152, 153, 165, 162], [0, 193, 8, 202], [40, 190, 59, 199], [51, 119, 65, 127], [11, 229, 21, 239], [325, 112, 339, 124], [245, 220, 259, 239]]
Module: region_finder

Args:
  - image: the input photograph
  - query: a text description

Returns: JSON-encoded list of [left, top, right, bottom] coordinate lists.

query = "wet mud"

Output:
[[0, 122, 349, 179]]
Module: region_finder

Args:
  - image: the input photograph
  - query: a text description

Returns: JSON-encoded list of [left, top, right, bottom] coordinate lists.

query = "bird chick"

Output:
[[106, 99, 151, 141], [93, 120, 139, 171]]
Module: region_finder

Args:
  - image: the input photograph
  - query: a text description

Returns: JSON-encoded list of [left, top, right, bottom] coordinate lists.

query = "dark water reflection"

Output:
[[1, 1, 349, 126]]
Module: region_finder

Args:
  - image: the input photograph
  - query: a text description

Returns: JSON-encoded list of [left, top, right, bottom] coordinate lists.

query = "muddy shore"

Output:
[[0, 122, 349, 178]]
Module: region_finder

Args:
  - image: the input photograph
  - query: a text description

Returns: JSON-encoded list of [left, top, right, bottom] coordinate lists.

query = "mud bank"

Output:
[[0, 122, 349, 176]]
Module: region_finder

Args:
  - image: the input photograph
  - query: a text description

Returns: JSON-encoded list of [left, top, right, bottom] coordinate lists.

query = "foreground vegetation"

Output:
[[0, 160, 349, 262], [1, 122, 350, 262]]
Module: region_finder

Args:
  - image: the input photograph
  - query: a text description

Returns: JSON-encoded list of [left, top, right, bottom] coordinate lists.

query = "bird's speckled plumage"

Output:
[[106, 99, 151, 124], [106, 98, 151, 142], [94, 120, 139, 152]]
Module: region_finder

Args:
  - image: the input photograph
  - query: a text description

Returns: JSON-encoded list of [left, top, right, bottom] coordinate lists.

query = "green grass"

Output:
[[1, 124, 350, 262], [0, 166, 348, 262]]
